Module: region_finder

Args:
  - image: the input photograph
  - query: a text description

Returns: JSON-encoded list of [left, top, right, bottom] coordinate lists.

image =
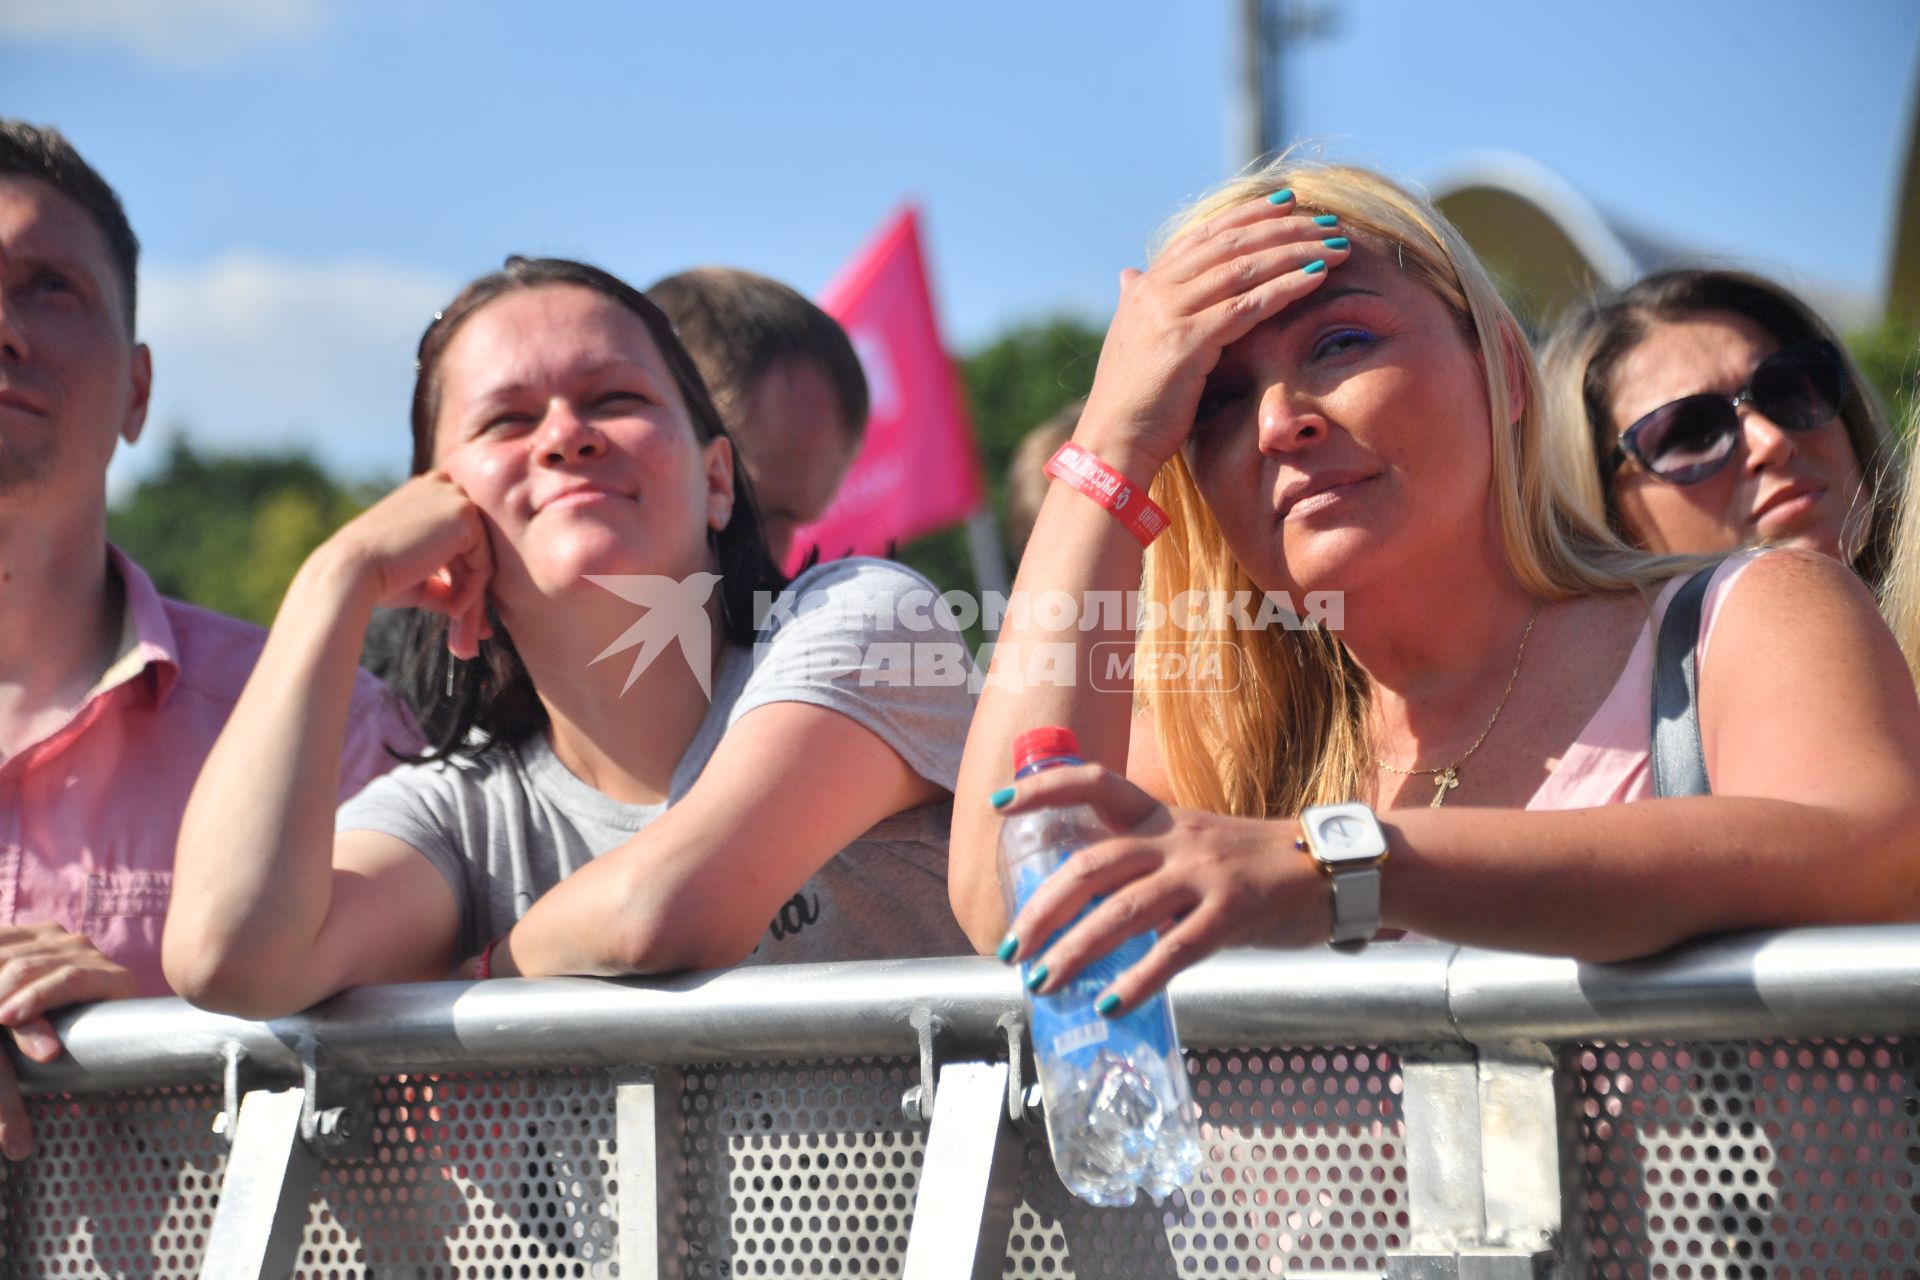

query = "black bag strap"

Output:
[[1651, 562, 1722, 798]]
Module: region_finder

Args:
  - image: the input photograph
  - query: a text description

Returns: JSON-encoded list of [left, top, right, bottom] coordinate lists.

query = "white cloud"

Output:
[[0, 0, 323, 69], [113, 251, 455, 493]]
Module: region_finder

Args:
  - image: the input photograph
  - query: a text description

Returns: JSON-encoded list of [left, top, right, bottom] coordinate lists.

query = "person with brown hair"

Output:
[[164, 257, 974, 1019], [0, 121, 414, 1158], [648, 267, 868, 562], [1539, 268, 1901, 583], [950, 160, 1920, 1017]]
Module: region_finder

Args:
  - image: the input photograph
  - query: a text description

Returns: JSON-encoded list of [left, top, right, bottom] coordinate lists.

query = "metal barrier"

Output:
[[3, 928, 1918, 1279]]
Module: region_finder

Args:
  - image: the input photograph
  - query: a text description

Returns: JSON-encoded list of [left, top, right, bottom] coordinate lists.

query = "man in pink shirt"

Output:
[[0, 122, 417, 1157]]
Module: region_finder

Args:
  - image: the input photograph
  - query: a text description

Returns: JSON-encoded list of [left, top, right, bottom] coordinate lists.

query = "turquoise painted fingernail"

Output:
[[1267, 188, 1294, 205], [996, 935, 1019, 962], [1025, 965, 1049, 993], [1303, 260, 1327, 276], [1096, 993, 1123, 1018], [1314, 214, 1339, 227], [1322, 237, 1350, 250], [989, 787, 1015, 810]]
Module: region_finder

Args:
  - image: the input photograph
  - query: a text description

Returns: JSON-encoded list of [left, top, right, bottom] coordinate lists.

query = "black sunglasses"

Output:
[[1608, 339, 1848, 485]]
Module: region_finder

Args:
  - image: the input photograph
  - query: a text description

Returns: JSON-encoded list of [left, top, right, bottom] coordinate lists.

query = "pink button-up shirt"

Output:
[[0, 548, 421, 996]]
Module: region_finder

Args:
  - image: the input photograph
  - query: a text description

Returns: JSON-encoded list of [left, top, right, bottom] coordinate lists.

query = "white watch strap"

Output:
[[1329, 865, 1381, 946]]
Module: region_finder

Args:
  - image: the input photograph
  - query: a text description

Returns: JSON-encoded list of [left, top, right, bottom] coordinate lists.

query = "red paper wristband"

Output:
[[1044, 442, 1169, 547]]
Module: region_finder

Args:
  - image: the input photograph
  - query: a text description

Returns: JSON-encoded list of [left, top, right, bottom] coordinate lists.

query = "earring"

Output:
[[445, 654, 457, 698]]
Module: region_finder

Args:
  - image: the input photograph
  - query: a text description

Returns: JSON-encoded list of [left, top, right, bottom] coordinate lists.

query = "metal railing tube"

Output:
[[23, 947, 1459, 1096], [1167, 943, 1459, 1045], [24, 957, 1015, 1093], [1447, 925, 1920, 1041], [21, 928, 1920, 1098], [10, 1000, 304, 1093]]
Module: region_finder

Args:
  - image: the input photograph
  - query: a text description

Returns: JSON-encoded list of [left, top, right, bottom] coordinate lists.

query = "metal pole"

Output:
[[963, 506, 1009, 622], [900, 1060, 1023, 1280], [1232, 0, 1269, 170], [1233, 0, 1341, 172], [1393, 1052, 1487, 1272], [200, 1087, 320, 1280], [1264, 0, 1285, 160], [615, 1069, 685, 1280]]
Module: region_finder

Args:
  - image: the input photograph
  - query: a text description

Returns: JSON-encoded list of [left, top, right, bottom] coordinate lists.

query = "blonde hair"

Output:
[[1880, 400, 1920, 684], [1538, 268, 1903, 586], [1139, 159, 1682, 818], [1006, 400, 1083, 558]]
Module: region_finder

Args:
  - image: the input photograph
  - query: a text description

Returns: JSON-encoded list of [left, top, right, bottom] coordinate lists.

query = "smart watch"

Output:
[[1295, 802, 1389, 947]]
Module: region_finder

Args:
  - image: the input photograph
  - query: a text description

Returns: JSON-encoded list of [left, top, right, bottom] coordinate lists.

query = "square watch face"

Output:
[[1311, 804, 1386, 864]]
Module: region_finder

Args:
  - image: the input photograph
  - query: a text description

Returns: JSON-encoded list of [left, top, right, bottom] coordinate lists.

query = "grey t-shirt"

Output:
[[336, 558, 977, 966]]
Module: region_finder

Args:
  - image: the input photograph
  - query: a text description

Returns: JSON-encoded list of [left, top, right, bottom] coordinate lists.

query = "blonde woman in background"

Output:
[[951, 161, 1920, 1017], [1880, 398, 1920, 682], [1005, 400, 1084, 559], [1539, 269, 1900, 584]]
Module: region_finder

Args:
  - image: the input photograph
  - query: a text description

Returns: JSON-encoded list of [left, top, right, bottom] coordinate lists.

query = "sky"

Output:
[[3, 0, 1916, 494]]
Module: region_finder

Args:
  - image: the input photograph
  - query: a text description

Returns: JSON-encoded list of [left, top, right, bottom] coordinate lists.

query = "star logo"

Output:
[[584, 573, 724, 698]]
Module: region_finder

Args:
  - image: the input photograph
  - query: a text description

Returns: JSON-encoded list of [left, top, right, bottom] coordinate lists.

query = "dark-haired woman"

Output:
[[164, 259, 973, 1017]]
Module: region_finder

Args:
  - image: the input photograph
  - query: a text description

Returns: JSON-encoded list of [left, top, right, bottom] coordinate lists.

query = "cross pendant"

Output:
[[1429, 768, 1460, 808]]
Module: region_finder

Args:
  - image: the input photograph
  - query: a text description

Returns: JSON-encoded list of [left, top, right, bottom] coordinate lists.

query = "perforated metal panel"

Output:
[[2, 1083, 224, 1279], [669, 1048, 1403, 1278], [674, 1057, 924, 1277], [26, 1038, 1920, 1278], [1181, 1046, 1406, 1271], [1, 1071, 619, 1279], [1572, 1037, 1920, 1279], [300, 1071, 619, 1278], [1004, 1047, 1406, 1277]]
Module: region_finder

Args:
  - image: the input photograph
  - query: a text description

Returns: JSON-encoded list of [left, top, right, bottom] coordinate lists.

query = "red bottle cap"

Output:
[[1012, 726, 1081, 775]]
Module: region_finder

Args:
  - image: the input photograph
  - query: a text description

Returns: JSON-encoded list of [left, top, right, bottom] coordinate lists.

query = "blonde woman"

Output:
[[950, 162, 1920, 1017], [1539, 269, 1900, 584], [1881, 400, 1920, 682]]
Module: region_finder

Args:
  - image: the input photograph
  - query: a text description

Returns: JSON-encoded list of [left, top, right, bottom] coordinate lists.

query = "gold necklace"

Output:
[[1376, 606, 1539, 808]]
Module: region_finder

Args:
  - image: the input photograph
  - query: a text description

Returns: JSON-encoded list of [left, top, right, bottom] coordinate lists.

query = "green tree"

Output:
[[1845, 318, 1919, 441], [893, 316, 1107, 605], [109, 436, 383, 625]]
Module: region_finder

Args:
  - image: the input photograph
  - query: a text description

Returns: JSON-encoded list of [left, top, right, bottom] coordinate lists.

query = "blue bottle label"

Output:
[[1014, 863, 1174, 1069]]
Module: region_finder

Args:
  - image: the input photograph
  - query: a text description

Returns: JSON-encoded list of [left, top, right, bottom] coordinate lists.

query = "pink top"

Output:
[[0, 548, 421, 996], [1526, 551, 1761, 810]]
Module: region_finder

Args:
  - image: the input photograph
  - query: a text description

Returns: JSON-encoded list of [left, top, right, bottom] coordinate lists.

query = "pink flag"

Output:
[[785, 206, 987, 571]]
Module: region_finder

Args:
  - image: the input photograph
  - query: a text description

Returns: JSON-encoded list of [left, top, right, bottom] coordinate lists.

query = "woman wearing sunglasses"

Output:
[[1540, 269, 1901, 584], [950, 162, 1920, 1013]]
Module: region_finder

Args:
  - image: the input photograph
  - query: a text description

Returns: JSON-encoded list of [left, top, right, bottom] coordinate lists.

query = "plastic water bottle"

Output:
[[999, 726, 1202, 1207]]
